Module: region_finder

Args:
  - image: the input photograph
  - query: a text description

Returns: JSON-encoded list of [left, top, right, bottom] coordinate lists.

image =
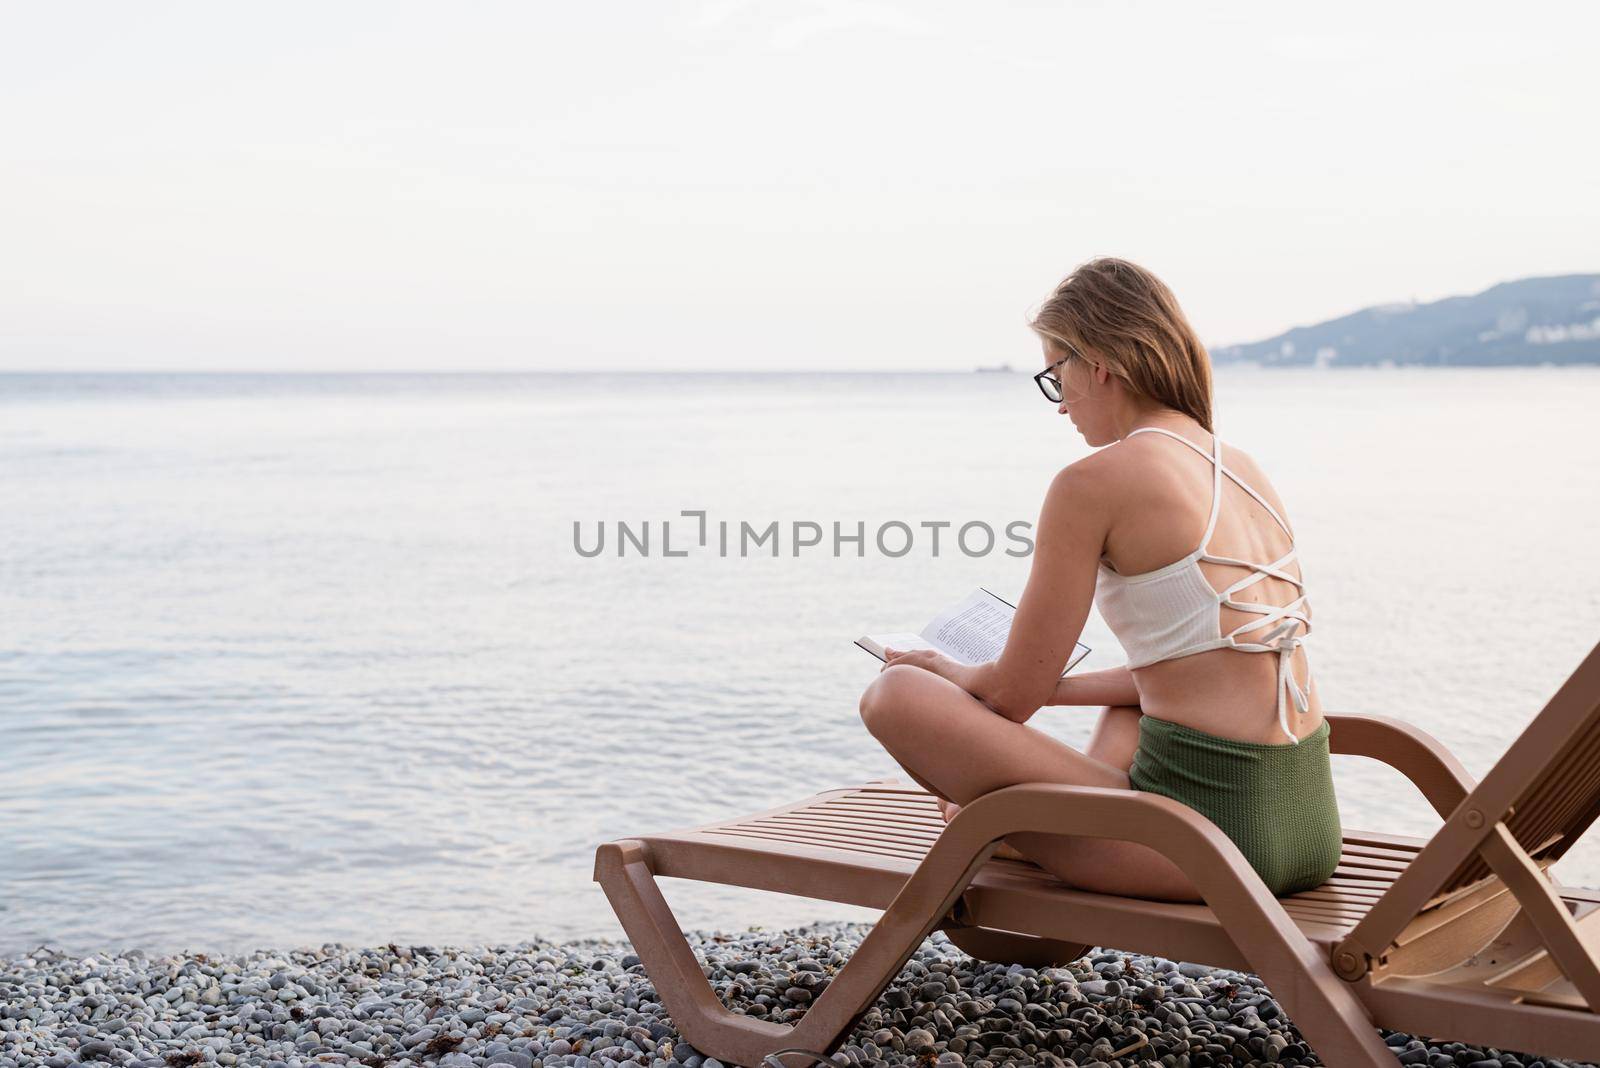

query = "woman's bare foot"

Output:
[[937, 798, 1031, 863]]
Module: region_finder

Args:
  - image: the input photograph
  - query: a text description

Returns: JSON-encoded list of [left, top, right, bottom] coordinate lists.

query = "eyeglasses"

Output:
[[1032, 345, 1082, 403]]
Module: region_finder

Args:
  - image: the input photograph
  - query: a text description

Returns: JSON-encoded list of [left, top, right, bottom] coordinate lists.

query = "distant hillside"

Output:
[[1212, 274, 1600, 367]]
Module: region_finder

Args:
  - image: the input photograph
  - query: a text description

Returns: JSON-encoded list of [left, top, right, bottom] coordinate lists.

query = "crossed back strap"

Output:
[[1342, 641, 1600, 962], [1120, 426, 1313, 741]]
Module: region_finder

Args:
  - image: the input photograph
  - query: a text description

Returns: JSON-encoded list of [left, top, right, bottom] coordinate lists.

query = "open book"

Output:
[[855, 587, 1091, 676]]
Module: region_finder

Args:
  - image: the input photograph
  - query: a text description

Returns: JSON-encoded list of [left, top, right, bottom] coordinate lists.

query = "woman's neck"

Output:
[[1120, 406, 1197, 440]]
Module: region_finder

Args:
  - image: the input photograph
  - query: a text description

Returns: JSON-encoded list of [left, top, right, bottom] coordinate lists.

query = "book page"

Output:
[[855, 589, 1091, 676], [919, 589, 1013, 664], [854, 633, 936, 662]]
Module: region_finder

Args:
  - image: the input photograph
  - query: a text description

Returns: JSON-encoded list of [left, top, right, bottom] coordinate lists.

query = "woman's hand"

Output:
[[882, 647, 978, 693]]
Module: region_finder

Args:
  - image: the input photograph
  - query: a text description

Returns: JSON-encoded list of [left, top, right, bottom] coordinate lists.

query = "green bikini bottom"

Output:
[[1127, 714, 1342, 896]]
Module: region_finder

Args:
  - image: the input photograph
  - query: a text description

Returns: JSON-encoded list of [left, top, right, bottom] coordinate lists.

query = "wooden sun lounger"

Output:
[[595, 641, 1600, 1067]]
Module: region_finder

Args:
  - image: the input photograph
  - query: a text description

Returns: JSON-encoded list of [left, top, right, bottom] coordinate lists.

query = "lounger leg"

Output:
[[1212, 919, 1404, 1067], [928, 791, 1411, 1067], [594, 841, 793, 1066], [595, 837, 1004, 1067], [951, 904, 1398, 1063]]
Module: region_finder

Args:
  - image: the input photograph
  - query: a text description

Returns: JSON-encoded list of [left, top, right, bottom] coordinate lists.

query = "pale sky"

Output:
[[2, 1, 1596, 371]]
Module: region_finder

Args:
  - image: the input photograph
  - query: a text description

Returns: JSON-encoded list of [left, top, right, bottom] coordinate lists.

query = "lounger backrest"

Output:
[[1432, 639, 1600, 898], [1346, 641, 1600, 956]]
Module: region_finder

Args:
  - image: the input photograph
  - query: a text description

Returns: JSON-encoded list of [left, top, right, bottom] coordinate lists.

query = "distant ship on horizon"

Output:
[[974, 362, 1014, 373]]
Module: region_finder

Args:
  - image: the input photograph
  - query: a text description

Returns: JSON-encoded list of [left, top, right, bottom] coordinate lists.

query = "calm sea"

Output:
[[3, 370, 1598, 955]]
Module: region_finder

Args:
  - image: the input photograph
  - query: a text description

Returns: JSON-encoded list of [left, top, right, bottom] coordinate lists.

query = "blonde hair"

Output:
[[1029, 257, 1215, 432]]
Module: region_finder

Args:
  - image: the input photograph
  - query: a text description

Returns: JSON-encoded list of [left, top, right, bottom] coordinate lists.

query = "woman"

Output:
[[858, 257, 1340, 902]]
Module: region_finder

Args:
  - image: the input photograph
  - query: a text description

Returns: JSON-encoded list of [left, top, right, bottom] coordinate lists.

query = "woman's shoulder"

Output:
[[1040, 436, 1171, 521], [1053, 431, 1197, 499], [1050, 430, 1292, 517], [1046, 444, 1125, 498]]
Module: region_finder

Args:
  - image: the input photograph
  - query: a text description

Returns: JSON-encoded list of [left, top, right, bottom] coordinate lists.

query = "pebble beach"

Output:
[[3, 924, 1593, 1068]]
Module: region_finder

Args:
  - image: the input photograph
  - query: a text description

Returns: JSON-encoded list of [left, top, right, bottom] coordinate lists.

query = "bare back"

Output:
[[1094, 429, 1319, 744]]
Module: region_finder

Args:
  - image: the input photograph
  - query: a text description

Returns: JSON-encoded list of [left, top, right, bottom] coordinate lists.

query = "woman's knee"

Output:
[[859, 664, 927, 738]]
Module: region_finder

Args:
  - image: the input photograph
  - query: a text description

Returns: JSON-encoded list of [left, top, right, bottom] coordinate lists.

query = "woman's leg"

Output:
[[860, 665, 1202, 901], [1084, 703, 1144, 772], [938, 703, 1143, 857]]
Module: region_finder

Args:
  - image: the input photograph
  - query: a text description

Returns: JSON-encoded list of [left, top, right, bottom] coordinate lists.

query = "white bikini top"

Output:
[[1092, 426, 1314, 743]]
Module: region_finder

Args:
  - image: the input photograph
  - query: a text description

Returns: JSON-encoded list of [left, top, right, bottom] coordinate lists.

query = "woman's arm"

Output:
[[1047, 664, 1139, 707], [961, 460, 1116, 722]]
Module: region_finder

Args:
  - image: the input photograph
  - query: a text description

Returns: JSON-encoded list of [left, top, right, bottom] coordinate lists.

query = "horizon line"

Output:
[[2, 365, 1598, 376]]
